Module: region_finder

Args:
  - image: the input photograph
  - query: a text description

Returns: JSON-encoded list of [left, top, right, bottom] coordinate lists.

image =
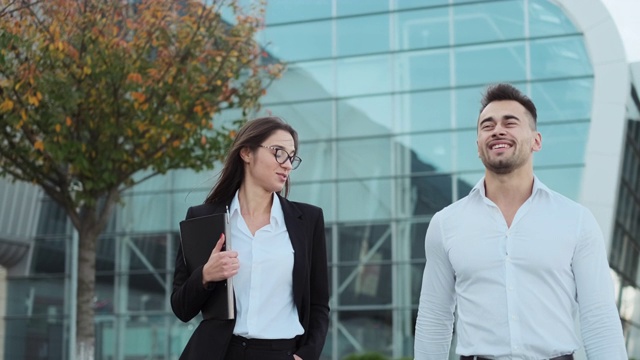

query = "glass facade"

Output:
[[2, 1, 631, 360], [611, 85, 640, 358]]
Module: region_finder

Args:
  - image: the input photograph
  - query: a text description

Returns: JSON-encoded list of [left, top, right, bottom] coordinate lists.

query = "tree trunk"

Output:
[[71, 198, 117, 360], [76, 221, 99, 360]]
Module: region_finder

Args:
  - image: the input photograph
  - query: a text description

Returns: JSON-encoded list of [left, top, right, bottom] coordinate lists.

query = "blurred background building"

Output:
[[1, 0, 639, 359]]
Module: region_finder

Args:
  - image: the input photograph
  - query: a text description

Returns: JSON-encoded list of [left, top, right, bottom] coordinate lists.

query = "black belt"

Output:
[[461, 355, 573, 360], [230, 335, 297, 351]]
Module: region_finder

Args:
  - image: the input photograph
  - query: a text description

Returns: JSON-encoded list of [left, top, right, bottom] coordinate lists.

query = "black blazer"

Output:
[[171, 195, 330, 360]]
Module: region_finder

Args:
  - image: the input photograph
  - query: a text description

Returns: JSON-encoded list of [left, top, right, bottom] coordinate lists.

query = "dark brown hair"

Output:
[[204, 116, 299, 205], [480, 83, 538, 128]]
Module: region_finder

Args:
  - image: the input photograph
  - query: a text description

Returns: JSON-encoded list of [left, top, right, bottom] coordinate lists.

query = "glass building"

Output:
[[0, 0, 638, 359]]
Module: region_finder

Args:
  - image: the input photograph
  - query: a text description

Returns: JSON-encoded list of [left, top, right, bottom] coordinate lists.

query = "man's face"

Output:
[[476, 100, 541, 175]]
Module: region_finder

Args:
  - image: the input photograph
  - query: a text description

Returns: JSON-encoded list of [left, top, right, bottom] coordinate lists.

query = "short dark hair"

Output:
[[480, 83, 537, 127]]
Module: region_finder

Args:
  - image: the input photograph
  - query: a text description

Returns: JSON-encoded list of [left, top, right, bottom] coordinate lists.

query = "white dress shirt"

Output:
[[229, 191, 304, 339], [414, 176, 627, 360]]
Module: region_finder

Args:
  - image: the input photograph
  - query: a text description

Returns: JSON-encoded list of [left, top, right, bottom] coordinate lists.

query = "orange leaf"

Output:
[[34, 140, 44, 151]]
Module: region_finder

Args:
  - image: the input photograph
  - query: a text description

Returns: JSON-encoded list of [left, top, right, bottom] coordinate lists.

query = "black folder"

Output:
[[179, 212, 234, 320]]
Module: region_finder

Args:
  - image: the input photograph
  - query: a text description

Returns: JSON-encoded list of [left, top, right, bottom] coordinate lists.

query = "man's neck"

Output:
[[484, 168, 535, 207]]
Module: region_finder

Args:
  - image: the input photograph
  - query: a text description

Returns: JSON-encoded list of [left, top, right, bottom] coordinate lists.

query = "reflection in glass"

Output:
[[337, 15, 390, 57], [265, 0, 331, 24], [529, 0, 580, 37], [532, 78, 593, 122], [396, 49, 450, 92], [396, 8, 449, 50], [337, 55, 392, 97], [263, 101, 334, 140], [290, 182, 335, 222], [534, 166, 584, 201], [338, 96, 393, 137], [398, 90, 452, 133], [534, 122, 589, 168], [338, 137, 392, 179], [264, 61, 335, 102], [292, 142, 333, 182], [530, 36, 592, 79], [261, 21, 332, 62], [338, 179, 392, 221], [454, 1, 524, 45], [455, 43, 526, 86], [337, 310, 393, 358]]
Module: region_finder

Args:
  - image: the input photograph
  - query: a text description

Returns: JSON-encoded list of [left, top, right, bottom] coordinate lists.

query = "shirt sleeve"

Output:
[[573, 207, 627, 359], [414, 212, 457, 360]]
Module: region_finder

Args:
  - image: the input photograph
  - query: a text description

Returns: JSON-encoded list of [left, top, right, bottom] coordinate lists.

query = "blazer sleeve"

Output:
[[296, 207, 330, 360], [170, 206, 222, 322]]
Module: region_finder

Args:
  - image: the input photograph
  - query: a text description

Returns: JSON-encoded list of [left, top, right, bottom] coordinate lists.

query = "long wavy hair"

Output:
[[204, 116, 299, 205]]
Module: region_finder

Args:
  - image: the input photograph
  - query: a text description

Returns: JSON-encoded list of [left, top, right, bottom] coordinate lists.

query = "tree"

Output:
[[0, 0, 283, 358]]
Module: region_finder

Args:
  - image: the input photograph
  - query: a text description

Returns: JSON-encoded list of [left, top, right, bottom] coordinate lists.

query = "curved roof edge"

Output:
[[554, 0, 630, 249]]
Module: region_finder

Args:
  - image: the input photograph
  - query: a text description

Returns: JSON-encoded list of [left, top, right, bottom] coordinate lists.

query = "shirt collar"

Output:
[[470, 174, 551, 199], [229, 190, 284, 227]]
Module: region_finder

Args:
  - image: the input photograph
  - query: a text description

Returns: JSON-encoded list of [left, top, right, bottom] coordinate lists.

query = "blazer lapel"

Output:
[[279, 195, 306, 307]]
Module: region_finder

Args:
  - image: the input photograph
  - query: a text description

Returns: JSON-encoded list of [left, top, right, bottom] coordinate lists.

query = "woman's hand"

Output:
[[202, 233, 239, 285]]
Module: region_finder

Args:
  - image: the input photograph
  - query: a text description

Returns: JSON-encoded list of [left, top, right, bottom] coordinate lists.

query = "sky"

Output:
[[602, 0, 640, 63]]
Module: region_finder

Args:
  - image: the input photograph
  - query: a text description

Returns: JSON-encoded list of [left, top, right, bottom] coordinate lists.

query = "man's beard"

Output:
[[480, 155, 521, 175]]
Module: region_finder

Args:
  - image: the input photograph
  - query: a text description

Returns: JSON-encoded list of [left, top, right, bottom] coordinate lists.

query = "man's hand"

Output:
[[293, 355, 302, 360], [202, 233, 239, 285]]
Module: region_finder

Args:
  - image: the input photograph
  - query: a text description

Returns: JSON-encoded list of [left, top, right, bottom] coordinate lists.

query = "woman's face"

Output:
[[242, 129, 296, 194]]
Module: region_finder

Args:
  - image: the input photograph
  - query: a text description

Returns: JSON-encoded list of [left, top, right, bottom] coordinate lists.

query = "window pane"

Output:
[[397, 90, 452, 133], [399, 132, 459, 174], [535, 122, 589, 167], [396, 49, 450, 91], [337, 15, 390, 57], [455, 43, 526, 86], [407, 175, 455, 215], [263, 101, 334, 140], [338, 179, 391, 221], [397, 0, 448, 9], [337, 311, 393, 357], [338, 96, 392, 137], [337, 55, 392, 97], [535, 166, 584, 201], [119, 193, 172, 233], [529, 0, 580, 37], [32, 237, 66, 274], [294, 142, 333, 182], [337, 138, 392, 178], [530, 36, 592, 79], [532, 78, 593, 123], [264, 61, 335, 102], [454, 85, 486, 129], [454, 0, 524, 45], [289, 182, 335, 222], [456, 129, 484, 172], [265, 0, 331, 24], [262, 21, 332, 62], [337, 0, 388, 16], [396, 8, 449, 50]]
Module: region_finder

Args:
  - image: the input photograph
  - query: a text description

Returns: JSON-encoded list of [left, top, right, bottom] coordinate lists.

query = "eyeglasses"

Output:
[[259, 145, 302, 170]]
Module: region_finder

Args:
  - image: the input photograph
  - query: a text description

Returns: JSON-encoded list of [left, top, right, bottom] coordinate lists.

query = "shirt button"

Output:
[[508, 286, 514, 291]]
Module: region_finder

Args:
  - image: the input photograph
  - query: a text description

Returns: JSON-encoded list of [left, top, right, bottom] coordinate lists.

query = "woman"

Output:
[[171, 116, 330, 360]]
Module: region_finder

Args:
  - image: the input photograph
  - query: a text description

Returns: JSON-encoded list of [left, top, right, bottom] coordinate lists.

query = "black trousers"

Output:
[[461, 355, 573, 360], [223, 335, 297, 360]]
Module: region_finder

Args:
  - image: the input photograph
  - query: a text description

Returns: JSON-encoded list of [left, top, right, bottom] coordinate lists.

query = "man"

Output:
[[414, 83, 627, 360]]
